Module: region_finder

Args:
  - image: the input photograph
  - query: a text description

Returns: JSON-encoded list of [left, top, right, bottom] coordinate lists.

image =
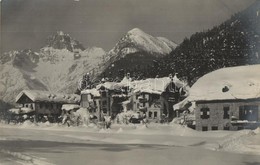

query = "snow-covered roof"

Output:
[[96, 82, 117, 90], [96, 81, 129, 91], [16, 90, 80, 103], [132, 76, 187, 95], [83, 76, 188, 98], [173, 98, 196, 112], [8, 107, 35, 114], [188, 65, 260, 102], [62, 104, 80, 111], [8, 108, 21, 114], [81, 88, 100, 97], [21, 107, 35, 113], [118, 76, 132, 87]]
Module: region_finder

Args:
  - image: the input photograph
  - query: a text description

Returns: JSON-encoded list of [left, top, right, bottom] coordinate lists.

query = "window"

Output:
[[101, 92, 107, 97], [212, 126, 218, 131], [202, 126, 208, 131], [239, 105, 258, 121], [223, 106, 230, 119], [50, 104, 53, 109], [102, 100, 107, 106], [224, 126, 230, 130], [81, 94, 88, 101], [153, 95, 160, 100], [154, 112, 158, 118], [136, 94, 139, 100], [149, 111, 152, 118], [103, 108, 107, 114], [200, 107, 210, 119]]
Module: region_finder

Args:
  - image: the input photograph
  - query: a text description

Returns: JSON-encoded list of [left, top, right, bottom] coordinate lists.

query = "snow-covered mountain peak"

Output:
[[127, 28, 147, 36], [107, 28, 178, 59], [46, 31, 85, 52]]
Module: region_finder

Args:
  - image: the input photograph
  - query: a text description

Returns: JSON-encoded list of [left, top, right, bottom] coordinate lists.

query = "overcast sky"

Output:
[[0, 0, 256, 52]]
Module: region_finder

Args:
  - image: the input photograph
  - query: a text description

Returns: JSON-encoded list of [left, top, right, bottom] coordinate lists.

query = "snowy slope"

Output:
[[107, 28, 177, 59], [100, 28, 178, 79], [0, 32, 106, 103], [0, 29, 178, 103]]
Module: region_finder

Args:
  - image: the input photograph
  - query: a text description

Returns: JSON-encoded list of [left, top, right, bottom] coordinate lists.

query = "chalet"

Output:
[[15, 90, 80, 122], [131, 76, 188, 122], [80, 88, 101, 121], [81, 81, 129, 121], [188, 65, 260, 131]]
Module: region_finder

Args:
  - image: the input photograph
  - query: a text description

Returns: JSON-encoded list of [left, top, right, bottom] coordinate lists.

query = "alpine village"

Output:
[[1, 1, 260, 132]]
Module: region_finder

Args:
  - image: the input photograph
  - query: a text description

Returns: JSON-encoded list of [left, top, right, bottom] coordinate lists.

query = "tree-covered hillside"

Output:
[[150, 1, 260, 85]]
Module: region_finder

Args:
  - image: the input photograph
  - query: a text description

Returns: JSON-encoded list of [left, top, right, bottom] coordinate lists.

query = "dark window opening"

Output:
[[136, 94, 139, 100], [101, 92, 107, 97], [154, 112, 158, 118], [212, 126, 218, 131], [238, 127, 243, 130], [102, 100, 107, 106], [200, 108, 210, 119], [81, 94, 88, 101], [202, 126, 208, 131], [224, 126, 230, 130], [239, 105, 258, 121], [223, 106, 230, 119], [151, 94, 160, 102], [149, 111, 152, 118], [50, 104, 53, 109], [222, 86, 229, 92], [103, 108, 107, 114]]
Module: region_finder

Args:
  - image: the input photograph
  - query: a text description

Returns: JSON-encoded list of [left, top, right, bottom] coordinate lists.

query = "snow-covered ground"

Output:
[[0, 122, 259, 165]]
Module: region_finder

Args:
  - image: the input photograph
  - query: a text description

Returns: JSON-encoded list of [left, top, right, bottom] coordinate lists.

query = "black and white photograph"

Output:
[[0, 0, 260, 164]]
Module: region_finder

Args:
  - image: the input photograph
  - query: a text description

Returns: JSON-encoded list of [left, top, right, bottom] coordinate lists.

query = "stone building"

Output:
[[188, 65, 260, 131]]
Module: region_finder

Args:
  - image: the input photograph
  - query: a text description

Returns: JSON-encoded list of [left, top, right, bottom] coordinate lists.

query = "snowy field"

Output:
[[0, 122, 260, 165]]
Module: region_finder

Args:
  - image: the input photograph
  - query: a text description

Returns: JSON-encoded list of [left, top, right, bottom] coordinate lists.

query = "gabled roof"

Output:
[[16, 90, 80, 104], [131, 76, 188, 95], [189, 65, 260, 102], [83, 76, 188, 96]]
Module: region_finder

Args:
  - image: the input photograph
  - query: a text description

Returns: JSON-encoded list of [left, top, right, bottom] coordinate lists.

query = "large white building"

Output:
[[188, 65, 260, 131]]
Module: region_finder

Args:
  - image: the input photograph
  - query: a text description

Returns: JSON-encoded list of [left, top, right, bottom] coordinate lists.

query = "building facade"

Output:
[[188, 65, 260, 131], [16, 90, 80, 122], [195, 99, 260, 131]]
